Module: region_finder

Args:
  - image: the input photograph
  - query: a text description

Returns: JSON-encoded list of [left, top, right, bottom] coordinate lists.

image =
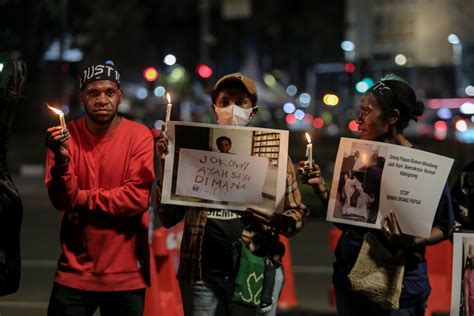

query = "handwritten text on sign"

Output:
[[176, 148, 268, 202]]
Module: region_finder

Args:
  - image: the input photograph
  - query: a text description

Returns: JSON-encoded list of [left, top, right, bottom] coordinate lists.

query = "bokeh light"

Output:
[[348, 120, 359, 132], [294, 109, 305, 120], [312, 117, 324, 129], [286, 85, 297, 96], [285, 114, 296, 124], [323, 94, 339, 106], [163, 54, 177, 66], [436, 108, 452, 119]]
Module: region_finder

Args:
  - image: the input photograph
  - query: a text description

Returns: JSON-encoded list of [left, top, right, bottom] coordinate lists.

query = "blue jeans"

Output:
[[334, 280, 427, 316], [265, 266, 284, 316], [179, 267, 284, 316]]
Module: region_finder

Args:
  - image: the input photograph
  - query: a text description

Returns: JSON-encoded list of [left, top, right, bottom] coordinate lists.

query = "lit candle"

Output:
[[165, 93, 172, 126], [305, 132, 313, 166], [46, 103, 66, 130]]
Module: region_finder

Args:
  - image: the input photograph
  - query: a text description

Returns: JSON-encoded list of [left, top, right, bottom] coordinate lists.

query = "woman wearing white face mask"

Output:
[[155, 73, 309, 316], [211, 73, 259, 126]]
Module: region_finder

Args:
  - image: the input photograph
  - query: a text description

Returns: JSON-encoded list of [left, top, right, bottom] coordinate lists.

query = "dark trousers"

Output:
[[334, 280, 426, 316], [47, 283, 145, 316]]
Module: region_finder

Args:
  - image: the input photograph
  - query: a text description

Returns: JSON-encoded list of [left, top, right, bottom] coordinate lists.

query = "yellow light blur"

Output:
[[323, 94, 339, 106], [264, 74, 277, 86]]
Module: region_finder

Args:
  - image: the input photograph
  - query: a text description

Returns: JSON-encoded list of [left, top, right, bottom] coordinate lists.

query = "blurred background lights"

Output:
[[341, 40, 355, 51], [344, 62, 356, 73], [283, 102, 296, 113], [285, 114, 296, 124], [465, 85, 474, 96], [196, 64, 212, 78], [0, 63, 4, 72], [434, 120, 448, 132], [170, 66, 186, 83], [348, 120, 359, 132], [323, 94, 339, 106], [327, 124, 339, 136], [355, 81, 369, 93], [298, 93, 311, 107], [355, 78, 374, 93], [264, 74, 277, 86], [118, 98, 131, 113], [321, 111, 333, 124], [154, 86, 166, 97], [163, 54, 177, 66], [136, 87, 148, 100], [294, 109, 305, 120], [303, 114, 313, 125], [448, 33, 460, 44], [363, 77, 374, 87], [143, 66, 158, 82], [312, 117, 324, 129], [460, 102, 474, 114], [436, 108, 452, 119], [434, 120, 448, 140], [286, 84, 297, 96], [394, 54, 407, 66], [455, 119, 468, 132]]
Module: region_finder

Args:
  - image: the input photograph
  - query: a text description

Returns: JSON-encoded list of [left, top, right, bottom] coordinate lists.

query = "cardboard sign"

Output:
[[161, 121, 289, 212]]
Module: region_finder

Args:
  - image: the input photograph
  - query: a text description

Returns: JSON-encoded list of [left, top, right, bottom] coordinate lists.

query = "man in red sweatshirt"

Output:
[[44, 62, 155, 316]]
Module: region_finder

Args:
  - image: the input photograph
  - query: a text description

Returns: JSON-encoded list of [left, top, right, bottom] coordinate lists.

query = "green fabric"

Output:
[[232, 243, 265, 307]]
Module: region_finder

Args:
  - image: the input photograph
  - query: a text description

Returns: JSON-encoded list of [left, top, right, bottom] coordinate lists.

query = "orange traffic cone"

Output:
[[143, 227, 184, 316], [277, 235, 298, 309]]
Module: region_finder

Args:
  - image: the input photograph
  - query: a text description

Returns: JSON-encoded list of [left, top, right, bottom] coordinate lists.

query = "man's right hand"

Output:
[[46, 126, 70, 164]]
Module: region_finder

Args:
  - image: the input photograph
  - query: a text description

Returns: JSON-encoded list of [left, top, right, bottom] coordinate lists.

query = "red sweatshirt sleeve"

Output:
[[75, 134, 155, 218], [45, 149, 80, 211]]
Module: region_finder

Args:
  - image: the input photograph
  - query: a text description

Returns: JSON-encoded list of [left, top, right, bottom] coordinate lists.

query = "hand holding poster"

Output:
[[327, 137, 454, 238], [161, 121, 289, 212]]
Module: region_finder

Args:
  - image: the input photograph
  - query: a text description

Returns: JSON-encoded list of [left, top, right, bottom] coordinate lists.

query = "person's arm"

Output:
[[248, 158, 310, 237], [155, 125, 186, 227], [45, 126, 78, 211], [74, 134, 155, 218]]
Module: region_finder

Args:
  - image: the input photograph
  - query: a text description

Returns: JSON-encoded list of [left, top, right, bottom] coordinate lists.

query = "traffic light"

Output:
[[143, 66, 159, 82], [196, 64, 212, 79]]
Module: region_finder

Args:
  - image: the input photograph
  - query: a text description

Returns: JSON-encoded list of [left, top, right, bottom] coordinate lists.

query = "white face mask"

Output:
[[214, 104, 257, 126]]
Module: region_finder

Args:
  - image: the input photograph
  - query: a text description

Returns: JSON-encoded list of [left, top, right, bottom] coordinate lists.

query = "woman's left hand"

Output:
[[382, 210, 421, 249]]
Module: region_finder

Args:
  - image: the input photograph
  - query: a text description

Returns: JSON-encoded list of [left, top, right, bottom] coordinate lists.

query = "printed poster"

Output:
[[327, 137, 454, 237]]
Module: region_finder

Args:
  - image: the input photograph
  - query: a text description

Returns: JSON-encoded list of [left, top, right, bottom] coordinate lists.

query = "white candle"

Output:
[[46, 103, 66, 129], [59, 113, 66, 129], [305, 132, 313, 166]]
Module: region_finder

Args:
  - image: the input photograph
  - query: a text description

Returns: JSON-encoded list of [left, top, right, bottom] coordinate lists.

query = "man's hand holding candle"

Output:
[[45, 125, 70, 165]]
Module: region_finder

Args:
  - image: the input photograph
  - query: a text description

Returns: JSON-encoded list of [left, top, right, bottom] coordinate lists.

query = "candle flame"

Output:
[[305, 132, 312, 144], [166, 93, 171, 104], [45, 103, 64, 115]]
